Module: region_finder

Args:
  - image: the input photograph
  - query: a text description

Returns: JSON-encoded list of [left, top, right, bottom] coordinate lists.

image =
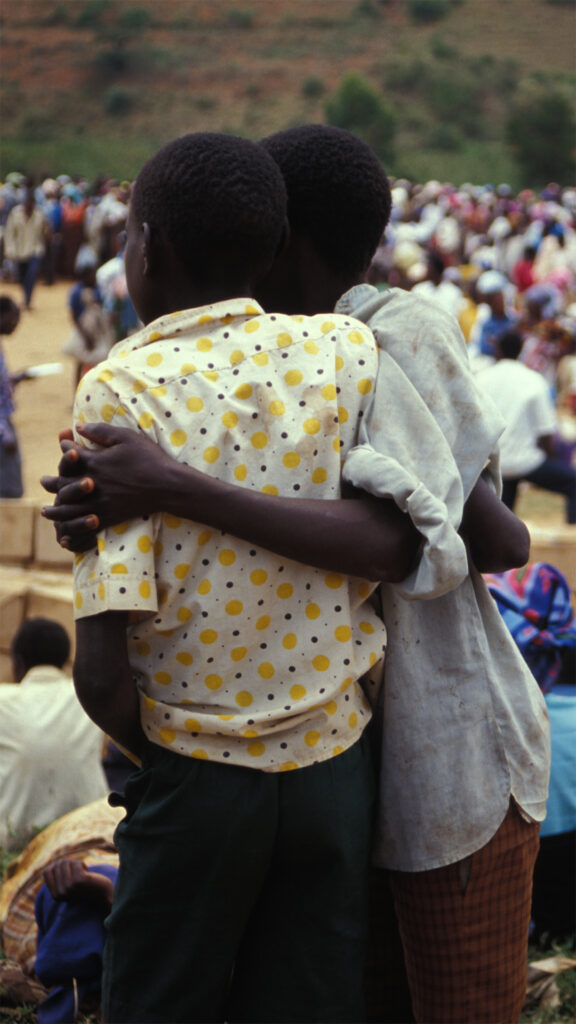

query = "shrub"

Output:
[[353, 0, 381, 19], [103, 86, 134, 116], [20, 111, 50, 142], [93, 46, 129, 75], [74, 0, 111, 28], [507, 88, 575, 185], [430, 36, 457, 61], [408, 0, 449, 23], [428, 72, 482, 135], [325, 72, 396, 165], [302, 76, 325, 100], [118, 7, 151, 32], [383, 56, 429, 93], [225, 8, 255, 30], [427, 123, 463, 151], [193, 95, 218, 111]]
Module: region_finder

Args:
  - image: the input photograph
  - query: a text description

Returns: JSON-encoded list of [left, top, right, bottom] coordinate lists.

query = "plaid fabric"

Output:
[[389, 802, 540, 1024], [0, 798, 121, 973]]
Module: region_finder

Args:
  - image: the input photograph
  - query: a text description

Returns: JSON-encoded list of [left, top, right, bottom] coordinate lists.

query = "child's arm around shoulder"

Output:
[[74, 610, 144, 759], [460, 475, 530, 573]]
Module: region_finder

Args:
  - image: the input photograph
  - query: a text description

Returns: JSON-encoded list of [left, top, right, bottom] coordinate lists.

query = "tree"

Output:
[[507, 89, 575, 185], [324, 73, 396, 166]]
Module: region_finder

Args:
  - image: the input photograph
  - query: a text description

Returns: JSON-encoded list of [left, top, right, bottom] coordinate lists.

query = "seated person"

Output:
[[0, 618, 108, 849], [487, 562, 576, 947], [35, 857, 117, 1024], [0, 798, 122, 1020]]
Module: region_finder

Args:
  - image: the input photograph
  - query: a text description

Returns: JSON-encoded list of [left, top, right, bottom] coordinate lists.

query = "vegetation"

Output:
[[508, 86, 576, 187], [1, 0, 574, 186], [325, 73, 396, 165]]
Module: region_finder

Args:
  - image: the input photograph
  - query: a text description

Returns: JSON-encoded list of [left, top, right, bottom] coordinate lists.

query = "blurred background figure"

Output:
[[0, 798, 123, 1022], [486, 563, 576, 947], [3, 189, 49, 311], [63, 245, 115, 388], [0, 295, 25, 498], [477, 330, 576, 523], [0, 618, 108, 850]]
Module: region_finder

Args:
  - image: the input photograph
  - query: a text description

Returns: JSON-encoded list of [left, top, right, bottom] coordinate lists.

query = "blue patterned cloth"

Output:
[[34, 864, 118, 1024], [0, 345, 15, 446], [485, 562, 576, 692]]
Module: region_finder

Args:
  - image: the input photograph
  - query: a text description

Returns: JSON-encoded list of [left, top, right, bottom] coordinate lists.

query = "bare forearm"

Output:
[[461, 476, 530, 572], [74, 613, 144, 757], [43, 427, 422, 582], [158, 464, 421, 582]]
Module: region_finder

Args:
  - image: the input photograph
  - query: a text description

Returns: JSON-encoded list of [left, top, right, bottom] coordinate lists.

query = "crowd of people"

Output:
[[0, 130, 574, 1024], [1, 165, 575, 512]]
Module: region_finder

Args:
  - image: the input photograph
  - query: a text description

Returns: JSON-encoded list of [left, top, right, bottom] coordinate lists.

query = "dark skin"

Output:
[[42, 221, 529, 576], [43, 857, 115, 914], [42, 422, 530, 576]]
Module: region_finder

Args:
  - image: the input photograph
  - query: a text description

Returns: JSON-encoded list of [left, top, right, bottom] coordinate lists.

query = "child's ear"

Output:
[[275, 218, 290, 260], [141, 222, 154, 277], [142, 222, 172, 280]]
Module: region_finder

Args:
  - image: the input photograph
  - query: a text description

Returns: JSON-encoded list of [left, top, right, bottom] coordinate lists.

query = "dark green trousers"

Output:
[[102, 733, 375, 1023]]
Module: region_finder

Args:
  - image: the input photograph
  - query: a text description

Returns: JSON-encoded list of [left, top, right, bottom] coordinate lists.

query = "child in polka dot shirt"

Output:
[[71, 133, 397, 1023]]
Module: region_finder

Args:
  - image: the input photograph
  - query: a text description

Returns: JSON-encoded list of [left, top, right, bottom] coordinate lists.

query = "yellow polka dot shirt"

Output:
[[73, 299, 386, 771]]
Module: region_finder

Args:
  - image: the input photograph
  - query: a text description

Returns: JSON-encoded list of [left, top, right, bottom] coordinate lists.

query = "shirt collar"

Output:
[[116, 298, 265, 356], [20, 665, 70, 686]]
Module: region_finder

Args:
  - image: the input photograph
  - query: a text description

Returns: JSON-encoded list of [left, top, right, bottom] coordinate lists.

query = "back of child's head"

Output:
[[498, 330, 523, 360], [0, 296, 20, 335], [11, 617, 71, 673], [132, 133, 287, 288], [260, 125, 391, 285]]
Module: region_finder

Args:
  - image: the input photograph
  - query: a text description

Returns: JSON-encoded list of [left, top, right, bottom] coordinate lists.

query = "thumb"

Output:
[[76, 422, 128, 448]]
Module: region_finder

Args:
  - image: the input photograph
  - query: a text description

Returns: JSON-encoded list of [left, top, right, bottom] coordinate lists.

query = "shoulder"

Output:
[[255, 311, 376, 352]]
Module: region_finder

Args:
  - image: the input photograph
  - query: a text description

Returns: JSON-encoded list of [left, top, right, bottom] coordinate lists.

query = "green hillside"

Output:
[[1, 0, 575, 186]]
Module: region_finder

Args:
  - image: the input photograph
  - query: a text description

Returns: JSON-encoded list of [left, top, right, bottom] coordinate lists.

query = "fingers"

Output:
[[76, 421, 128, 447], [58, 428, 74, 443], [43, 858, 90, 901], [40, 474, 59, 495], [59, 515, 101, 552], [40, 476, 94, 506]]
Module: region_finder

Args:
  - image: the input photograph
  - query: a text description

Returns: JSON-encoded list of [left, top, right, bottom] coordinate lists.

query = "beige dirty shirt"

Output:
[[73, 299, 387, 772], [337, 285, 550, 872]]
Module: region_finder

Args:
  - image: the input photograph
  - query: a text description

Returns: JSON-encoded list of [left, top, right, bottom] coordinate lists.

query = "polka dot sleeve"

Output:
[[72, 372, 159, 620]]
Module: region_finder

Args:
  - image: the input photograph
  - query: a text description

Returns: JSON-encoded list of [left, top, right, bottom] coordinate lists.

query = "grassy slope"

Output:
[[1, 0, 575, 183]]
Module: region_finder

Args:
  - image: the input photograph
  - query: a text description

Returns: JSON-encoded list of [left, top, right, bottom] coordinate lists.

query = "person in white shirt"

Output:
[[4, 190, 49, 310], [478, 330, 576, 522], [0, 618, 108, 849]]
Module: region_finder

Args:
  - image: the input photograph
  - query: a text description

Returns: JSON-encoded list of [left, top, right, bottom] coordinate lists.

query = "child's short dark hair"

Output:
[[132, 132, 287, 286], [11, 618, 71, 671], [260, 125, 391, 282], [498, 330, 523, 360], [0, 296, 20, 318]]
